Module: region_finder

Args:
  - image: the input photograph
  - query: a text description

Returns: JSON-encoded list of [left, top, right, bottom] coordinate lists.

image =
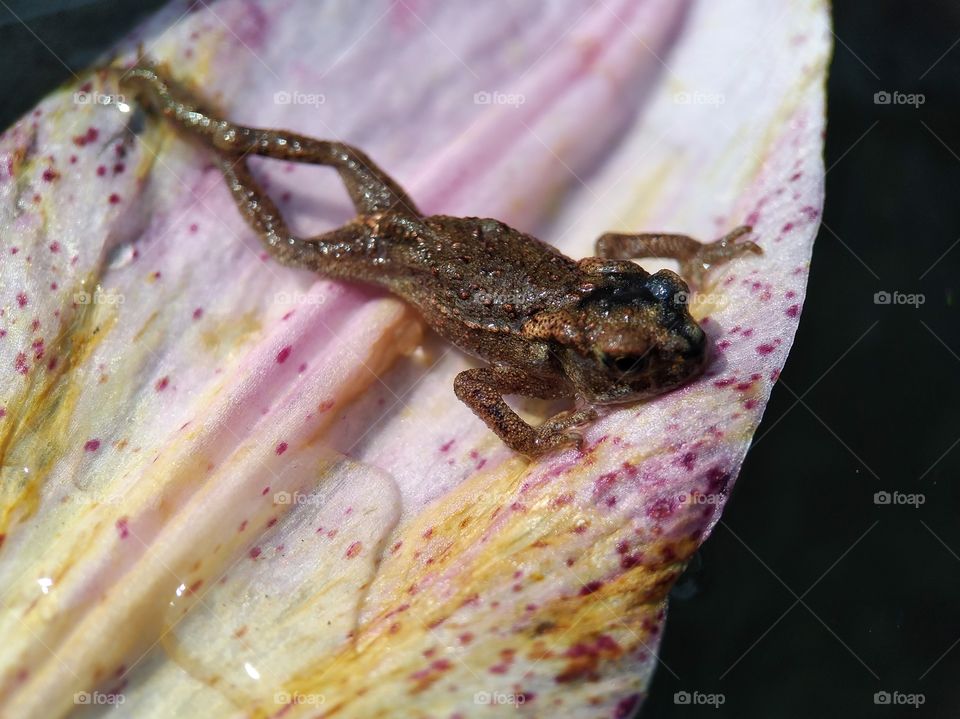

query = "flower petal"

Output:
[[0, 0, 829, 717]]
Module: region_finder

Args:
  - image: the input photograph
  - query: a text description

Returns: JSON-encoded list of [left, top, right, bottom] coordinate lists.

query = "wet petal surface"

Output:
[[0, 1, 829, 716]]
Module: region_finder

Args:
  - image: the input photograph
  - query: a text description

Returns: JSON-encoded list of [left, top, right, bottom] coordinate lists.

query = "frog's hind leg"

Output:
[[118, 64, 419, 218], [594, 226, 761, 287], [217, 154, 369, 275]]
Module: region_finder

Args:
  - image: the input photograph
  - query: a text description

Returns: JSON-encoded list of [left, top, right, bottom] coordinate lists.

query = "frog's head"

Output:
[[523, 266, 707, 404]]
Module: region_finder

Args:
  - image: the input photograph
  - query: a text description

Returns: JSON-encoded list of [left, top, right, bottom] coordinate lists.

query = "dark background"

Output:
[[1, 1, 957, 717], [645, 2, 960, 717]]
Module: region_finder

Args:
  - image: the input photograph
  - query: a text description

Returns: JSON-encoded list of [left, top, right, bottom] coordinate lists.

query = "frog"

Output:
[[117, 64, 761, 457]]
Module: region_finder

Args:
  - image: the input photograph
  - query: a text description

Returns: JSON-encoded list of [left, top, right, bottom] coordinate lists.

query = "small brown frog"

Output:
[[118, 65, 761, 456]]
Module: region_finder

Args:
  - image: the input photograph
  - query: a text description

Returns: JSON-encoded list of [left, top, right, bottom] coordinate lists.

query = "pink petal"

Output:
[[0, 1, 828, 716]]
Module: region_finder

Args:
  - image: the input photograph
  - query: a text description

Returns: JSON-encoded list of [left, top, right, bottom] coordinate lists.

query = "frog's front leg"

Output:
[[594, 225, 761, 287], [453, 366, 598, 457]]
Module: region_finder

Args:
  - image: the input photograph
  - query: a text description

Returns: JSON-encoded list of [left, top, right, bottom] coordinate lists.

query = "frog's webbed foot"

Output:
[[533, 407, 599, 454], [453, 367, 595, 457], [680, 226, 762, 287], [593, 225, 761, 289]]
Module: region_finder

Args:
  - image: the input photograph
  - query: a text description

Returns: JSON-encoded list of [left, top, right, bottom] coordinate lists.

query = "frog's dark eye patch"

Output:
[[579, 284, 654, 310], [580, 269, 688, 310], [604, 352, 650, 375]]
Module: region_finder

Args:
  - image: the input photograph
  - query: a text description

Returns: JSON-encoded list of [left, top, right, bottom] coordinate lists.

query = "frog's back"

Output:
[[386, 215, 582, 333]]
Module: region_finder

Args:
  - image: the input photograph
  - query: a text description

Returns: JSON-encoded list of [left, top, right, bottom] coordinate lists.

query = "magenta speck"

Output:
[[276, 441, 288, 455], [579, 581, 603, 596]]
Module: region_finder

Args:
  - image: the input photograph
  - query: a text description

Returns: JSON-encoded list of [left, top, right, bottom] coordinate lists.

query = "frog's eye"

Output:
[[605, 353, 649, 376]]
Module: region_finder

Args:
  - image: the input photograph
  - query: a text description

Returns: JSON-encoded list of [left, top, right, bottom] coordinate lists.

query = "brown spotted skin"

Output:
[[118, 63, 762, 457]]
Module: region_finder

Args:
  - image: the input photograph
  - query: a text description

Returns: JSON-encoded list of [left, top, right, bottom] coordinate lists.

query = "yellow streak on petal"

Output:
[[269, 454, 697, 716], [2, 299, 422, 719], [0, 282, 118, 535]]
